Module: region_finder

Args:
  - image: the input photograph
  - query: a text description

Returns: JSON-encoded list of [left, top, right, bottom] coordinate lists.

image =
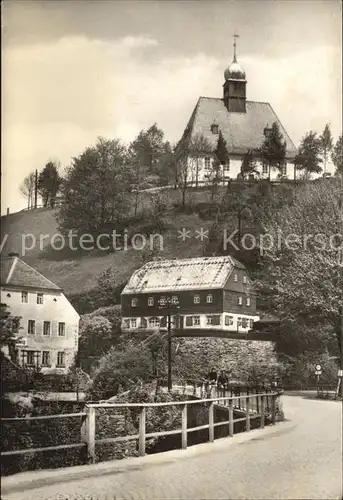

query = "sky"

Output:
[[2, 0, 342, 214]]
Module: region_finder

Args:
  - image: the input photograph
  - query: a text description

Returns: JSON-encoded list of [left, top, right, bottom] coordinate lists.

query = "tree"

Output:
[[214, 131, 229, 166], [0, 304, 21, 361], [208, 158, 223, 201], [172, 142, 192, 206], [319, 124, 333, 176], [189, 133, 213, 188], [78, 315, 113, 372], [57, 137, 131, 236], [258, 179, 342, 367], [19, 172, 36, 210], [332, 135, 343, 176], [38, 161, 61, 208], [259, 122, 287, 181], [241, 150, 259, 180], [95, 266, 126, 308], [295, 131, 323, 178]]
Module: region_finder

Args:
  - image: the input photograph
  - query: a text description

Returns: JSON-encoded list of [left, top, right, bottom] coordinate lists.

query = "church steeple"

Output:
[[223, 33, 247, 113]]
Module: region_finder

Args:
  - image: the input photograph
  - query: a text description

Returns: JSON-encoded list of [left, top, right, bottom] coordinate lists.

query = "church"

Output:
[[178, 36, 297, 184]]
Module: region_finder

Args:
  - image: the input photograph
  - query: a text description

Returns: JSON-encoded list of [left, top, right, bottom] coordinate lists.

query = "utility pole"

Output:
[[34, 169, 38, 209], [167, 311, 172, 392]]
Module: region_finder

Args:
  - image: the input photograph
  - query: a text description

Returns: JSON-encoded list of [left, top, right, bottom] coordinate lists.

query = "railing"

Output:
[[1, 391, 279, 465]]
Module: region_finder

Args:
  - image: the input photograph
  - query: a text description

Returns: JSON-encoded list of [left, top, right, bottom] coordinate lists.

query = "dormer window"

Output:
[[234, 274, 238, 282], [148, 297, 154, 306], [171, 296, 179, 305], [243, 276, 247, 284], [264, 126, 272, 138], [194, 295, 200, 304], [210, 123, 219, 134], [206, 294, 213, 304], [131, 298, 138, 307]]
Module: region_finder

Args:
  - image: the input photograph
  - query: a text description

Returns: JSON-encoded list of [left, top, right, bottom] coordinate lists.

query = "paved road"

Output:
[[3, 396, 342, 500]]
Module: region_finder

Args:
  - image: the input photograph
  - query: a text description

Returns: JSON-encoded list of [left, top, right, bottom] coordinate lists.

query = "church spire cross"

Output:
[[233, 32, 239, 62]]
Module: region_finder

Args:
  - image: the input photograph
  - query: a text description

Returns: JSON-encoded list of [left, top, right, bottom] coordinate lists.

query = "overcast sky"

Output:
[[2, 0, 342, 213]]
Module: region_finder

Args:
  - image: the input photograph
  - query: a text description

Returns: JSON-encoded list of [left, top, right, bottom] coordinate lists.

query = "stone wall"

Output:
[[172, 338, 279, 382]]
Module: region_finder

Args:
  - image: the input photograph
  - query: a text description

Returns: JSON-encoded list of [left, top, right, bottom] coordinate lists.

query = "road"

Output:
[[3, 395, 342, 500]]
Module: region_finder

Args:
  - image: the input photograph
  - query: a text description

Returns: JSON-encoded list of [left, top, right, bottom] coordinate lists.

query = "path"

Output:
[[2, 395, 342, 500]]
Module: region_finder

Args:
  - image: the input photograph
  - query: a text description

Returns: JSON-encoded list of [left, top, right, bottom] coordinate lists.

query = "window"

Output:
[[241, 318, 248, 328], [185, 316, 192, 327], [206, 294, 213, 304], [237, 317, 242, 326], [210, 124, 219, 134], [193, 316, 200, 326], [281, 163, 287, 176], [123, 319, 130, 329], [262, 163, 269, 175], [131, 298, 138, 307], [57, 352, 65, 367], [149, 317, 160, 327], [204, 157, 211, 169], [42, 351, 50, 366], [43, 321, 51, 336], [238, 296, 243, 305], [194, 295, 200, 304], [225, 315, 234, 326], [148, 297, 154, 306], [243, 276, 247, 284], [207, 316, 213, 325], [246, 297, 251, 306], [21, 291, 28, 303], [234, 274, 238, 282], [28, 320, 35, 335], [131, 318, 137, 328], [224, 164, 230, 172], [159, 296, 166, 306], [37, 293, 44, 305], [26, 351, 35, 366], [249, 319, 254, 329], [207, 315, 220, 325], [58, 322, 65, 336], [171, 296, 179, 305]]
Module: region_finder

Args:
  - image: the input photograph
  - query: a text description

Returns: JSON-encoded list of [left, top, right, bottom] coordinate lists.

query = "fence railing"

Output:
[[1, 391, 279, 464]]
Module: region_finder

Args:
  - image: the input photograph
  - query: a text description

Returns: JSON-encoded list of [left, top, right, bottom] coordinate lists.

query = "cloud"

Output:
[[1, 35, 341, 213]]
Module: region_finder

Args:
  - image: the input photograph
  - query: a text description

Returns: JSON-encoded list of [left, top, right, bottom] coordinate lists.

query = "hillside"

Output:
[[1, 189, 223, 297]]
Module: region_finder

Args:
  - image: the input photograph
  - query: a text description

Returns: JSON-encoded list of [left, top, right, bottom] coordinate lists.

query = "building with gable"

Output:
[[179, 36, 297, 184], [0, 255, 79, 373], [121, 256, 259, 334]]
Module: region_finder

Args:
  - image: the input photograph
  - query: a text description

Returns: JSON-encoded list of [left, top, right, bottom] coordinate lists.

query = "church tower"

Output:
[[223, 34, 247, 113]]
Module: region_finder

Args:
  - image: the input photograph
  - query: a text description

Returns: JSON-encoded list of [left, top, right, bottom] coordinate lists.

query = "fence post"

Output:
[[229, 399, 234, 437], [245, 396, 250, 432], [182, 404, 188, 449], [139, 407, 146, 457], [271, 394, 276, 424], [209, 402, 214, 442], [260, 395, 265, 428], [81, 406, 96, 464]]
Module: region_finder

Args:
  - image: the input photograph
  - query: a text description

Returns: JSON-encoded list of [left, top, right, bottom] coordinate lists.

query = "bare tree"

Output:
[[189, 133, 213, 188], [19, 172, 35, 209]]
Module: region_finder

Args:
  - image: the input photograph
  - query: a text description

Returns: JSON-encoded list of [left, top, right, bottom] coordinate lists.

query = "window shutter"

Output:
[[160, 316, 167, 328], [213, 315, 220, 325], [140, 317, 147, 328], [186, 317, 192, 326]]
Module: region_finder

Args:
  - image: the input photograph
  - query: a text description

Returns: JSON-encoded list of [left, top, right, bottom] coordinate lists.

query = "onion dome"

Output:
[[224, 59, 246, 81]]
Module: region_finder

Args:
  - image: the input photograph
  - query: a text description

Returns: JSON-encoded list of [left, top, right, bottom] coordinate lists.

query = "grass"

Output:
[[1, 189, 220, 296]]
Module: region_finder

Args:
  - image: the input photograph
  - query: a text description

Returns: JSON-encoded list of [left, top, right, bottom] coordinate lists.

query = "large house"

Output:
[[179, 38, 297, 184], [0, 255, 79, 374], [121, 256, 259, 333]]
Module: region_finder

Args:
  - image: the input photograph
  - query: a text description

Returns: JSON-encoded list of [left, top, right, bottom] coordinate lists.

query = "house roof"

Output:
[[0, 257, 60, 290], [183, 97, 297, 159], [122, 256, 246, 294]]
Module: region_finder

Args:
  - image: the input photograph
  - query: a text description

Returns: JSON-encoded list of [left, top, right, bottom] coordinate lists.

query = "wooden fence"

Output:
[[1, 391, 278, 465]]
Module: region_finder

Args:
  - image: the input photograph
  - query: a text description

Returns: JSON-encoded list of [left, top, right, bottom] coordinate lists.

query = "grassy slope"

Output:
[[1, 189, 218, 296]]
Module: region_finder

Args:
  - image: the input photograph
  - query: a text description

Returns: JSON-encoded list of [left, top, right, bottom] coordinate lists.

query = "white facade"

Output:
[[121, 312, 260, 333], [186, 155, 295, 185], [1, 286, 79, 374]]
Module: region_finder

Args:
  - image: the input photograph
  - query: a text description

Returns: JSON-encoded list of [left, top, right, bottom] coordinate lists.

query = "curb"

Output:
[[2, 420, 294, 496]]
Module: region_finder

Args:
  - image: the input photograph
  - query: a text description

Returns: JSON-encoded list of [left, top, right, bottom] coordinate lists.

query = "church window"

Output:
[[204, 157, 211, 169]]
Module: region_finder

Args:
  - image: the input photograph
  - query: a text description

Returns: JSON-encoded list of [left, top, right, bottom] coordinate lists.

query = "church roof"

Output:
[[1, 257, 61, 290], [121, 256, 246, 294], [183, 97, 297, 158]]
